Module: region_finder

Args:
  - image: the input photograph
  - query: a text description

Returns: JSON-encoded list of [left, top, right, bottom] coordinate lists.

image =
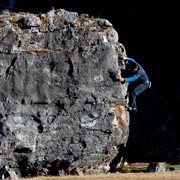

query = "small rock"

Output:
[[94, 75, 104, 83], [8, 170, 19, 180], [57, 11, 78, 24], [97, 19, 113, 27], [76, 169, 84, 176], [23, 16, 41, 27], [147, 162, 166, 172], [0, 166, 18, 180]]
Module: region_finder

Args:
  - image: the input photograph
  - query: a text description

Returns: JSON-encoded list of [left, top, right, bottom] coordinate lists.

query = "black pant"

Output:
[[129, 81, 149, 108]]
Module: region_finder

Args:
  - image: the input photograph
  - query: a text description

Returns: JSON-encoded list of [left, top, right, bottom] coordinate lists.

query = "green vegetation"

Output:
[[118, 163, 180, 173], [117, 163, 137, 173], [166, 165, 180, 170]]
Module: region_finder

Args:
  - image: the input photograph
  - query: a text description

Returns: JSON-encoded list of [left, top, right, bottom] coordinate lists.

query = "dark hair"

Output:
[[129, 62, 138, 70]]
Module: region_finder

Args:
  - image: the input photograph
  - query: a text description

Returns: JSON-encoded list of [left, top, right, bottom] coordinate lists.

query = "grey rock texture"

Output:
[[0, 9, 129, 177]]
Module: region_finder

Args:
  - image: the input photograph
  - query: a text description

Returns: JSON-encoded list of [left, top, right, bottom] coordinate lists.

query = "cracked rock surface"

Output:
[[0, 9, 129, 177]]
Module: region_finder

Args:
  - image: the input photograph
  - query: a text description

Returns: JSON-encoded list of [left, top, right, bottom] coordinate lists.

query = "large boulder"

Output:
[[0, 9, 129, 177]]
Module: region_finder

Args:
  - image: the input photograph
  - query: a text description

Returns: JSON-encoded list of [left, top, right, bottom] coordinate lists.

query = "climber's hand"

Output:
[[120, 78, 125, 82]]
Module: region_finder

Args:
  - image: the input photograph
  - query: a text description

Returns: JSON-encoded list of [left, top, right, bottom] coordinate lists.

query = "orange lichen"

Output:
[[116, 71, 120, 79], [66, 54, 70, 58], [80, 29, 85, 35], [40, 22, 44, 28], [112, 105, 128, 128], [55, 48, 63, 52], [54, 13, 59, 19], [39, 15, 49, 28], [0, 29, 2, 34], [39, 16, 44, 28], [112, 49, 116, 55], [73, 22, 81, 27], [57, 9, 65, 12], [26, 48, 50, 53]]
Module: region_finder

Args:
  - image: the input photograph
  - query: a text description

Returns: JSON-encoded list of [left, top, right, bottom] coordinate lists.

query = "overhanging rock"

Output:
[[0, 9, 129, 177]]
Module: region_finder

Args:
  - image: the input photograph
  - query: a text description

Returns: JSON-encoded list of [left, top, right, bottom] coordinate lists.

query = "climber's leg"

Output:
[[134, 82, 149, 97], [128, 82, 149, 111], [131, 90, 137, 109]]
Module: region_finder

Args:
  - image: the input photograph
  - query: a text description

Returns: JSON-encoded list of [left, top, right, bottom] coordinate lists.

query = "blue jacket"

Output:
[[125, 58, 149, 83]]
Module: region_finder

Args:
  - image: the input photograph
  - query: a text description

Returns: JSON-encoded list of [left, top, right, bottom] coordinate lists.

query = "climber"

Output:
[[120, 56, 150, 112]]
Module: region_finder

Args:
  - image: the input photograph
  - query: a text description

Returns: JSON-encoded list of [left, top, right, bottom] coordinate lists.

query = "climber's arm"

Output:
[[120, 57, 139, 82], [125, 75, 138, 82], [126, 57, 136, 63], [120, 75, 139, 82]]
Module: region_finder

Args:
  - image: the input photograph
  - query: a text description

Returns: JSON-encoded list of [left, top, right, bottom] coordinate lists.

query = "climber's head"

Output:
[[129, 61, 139, 72]]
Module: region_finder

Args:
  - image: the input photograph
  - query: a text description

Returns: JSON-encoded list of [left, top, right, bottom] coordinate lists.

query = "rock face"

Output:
[[0, 9, 129, 177]]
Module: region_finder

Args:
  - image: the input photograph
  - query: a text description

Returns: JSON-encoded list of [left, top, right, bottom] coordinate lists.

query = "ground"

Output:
[[20, 163, 180, 180], [21, 171, 180, 180]]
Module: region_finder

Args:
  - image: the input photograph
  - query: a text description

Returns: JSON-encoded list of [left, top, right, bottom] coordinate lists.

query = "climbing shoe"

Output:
[[126, 106, 137, 112], [132, 107, 137, 112], [126, 106, 132, 112], [148, 82, 152, 88]]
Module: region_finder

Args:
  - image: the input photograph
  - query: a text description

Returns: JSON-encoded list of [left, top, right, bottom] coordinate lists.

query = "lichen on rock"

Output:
[[0, 9, 129, 177]]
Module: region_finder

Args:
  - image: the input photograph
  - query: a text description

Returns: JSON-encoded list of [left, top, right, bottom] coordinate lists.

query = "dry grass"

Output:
[[21, 171, 180, 180]]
